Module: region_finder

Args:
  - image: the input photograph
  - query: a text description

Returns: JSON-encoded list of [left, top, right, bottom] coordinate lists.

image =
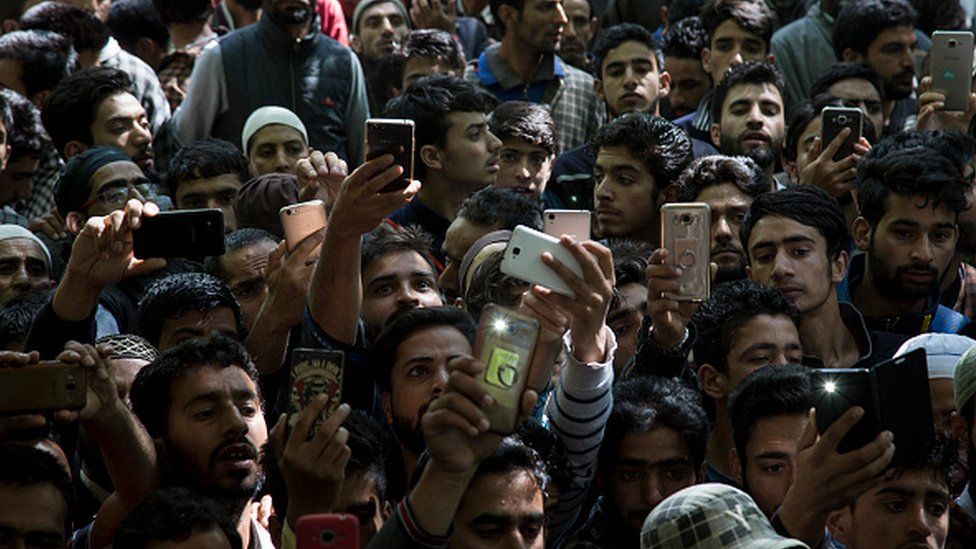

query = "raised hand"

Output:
[[644, 248, 699, 349], [798, 130, 870, 198], [296, 150, 348, 211], [56, 341, 118, 422], [410, 0, 457, 33], [916, 75, 976, 133], [327, 154, 421, 239]]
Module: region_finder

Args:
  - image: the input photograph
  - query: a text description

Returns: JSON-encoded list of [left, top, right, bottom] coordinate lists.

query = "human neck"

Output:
[[168, 20, 214, 50], [851, 263, 927, 319], [229, 2, 260, 28], [497, 35, 547, 84], [706, 406, 733, 478], [799, 292, 862, 368], [418, 172, 476, 222]]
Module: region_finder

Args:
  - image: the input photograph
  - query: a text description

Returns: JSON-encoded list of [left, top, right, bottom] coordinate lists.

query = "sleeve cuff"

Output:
[[562, 326, 617, 371], [398, 498, 453, 548]]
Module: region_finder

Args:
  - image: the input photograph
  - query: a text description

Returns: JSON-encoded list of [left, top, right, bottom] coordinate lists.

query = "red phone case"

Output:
[[295, 514, 360, 549]]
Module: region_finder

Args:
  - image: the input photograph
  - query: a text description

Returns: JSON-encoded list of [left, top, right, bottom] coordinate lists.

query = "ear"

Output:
[[1, 19, 18, 34], [658, 71, 672, 100], [710, 122, 721, 149], [831, 249, 849, 284], [783, 157, 798, 183], [594, 78, 605, 103], [701, 47, 712, 74], [381, 391, 393, 425], [497, 4, 520, 34], [350, 34, 362, 54], [841, 48, 863, 63], [63, 141, 88, 160], [65, 212, 87, 234], [827, 508, 853, 545], [381, 500, 393, 520], [730, 446, 744, 486], [951, 411, 970, 445], [852, 216, 872, 252], [698, 363, 728, 400], [30, 90, 50, 110], [420, 143, 443, 172]]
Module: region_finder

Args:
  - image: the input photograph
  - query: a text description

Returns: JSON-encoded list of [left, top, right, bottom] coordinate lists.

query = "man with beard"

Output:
[[171, 0, 368, 165], [833, 0, 920, 137], [709, 61, 785, 181], [350, 0, 410, 63], [465, 0, 601, 154], [848, 147, 970, 336], [558, 0, 597, 72]]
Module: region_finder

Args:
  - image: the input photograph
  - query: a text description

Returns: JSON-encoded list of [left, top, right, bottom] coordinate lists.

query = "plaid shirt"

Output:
[[156, 35, 218, 112], [99, 37, 171, 133], [952, 263, 976, 321], [16, 143, 62, 221], [465, 45, 604, 154]]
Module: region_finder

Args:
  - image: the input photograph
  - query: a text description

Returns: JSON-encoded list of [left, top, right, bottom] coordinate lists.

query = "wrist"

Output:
[[571, 325, 608, 364], [650, 325, 684, 350], [778, 490, 828, 544], [426, 460, 478, 485], [53, 273, 102, 321]]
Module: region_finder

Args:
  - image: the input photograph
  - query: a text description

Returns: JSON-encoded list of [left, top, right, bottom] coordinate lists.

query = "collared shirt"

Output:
[[16, 142, 62, 221], [98, 37, 171, 134], [476, 46, 565, 104]]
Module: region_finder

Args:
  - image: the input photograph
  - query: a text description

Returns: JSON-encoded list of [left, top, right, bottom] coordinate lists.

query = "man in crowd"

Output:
[[771, 0, 847, 112], [809, 62, 887, 145], [152, 0, 220, 112], [396, 29, 467, 92], [241, 106, 310, 178], [0, 29, 75, 109], [350, 0, 410, 64], [558, 0, 598, 72], [661, 16, 710, 121], [487, 101, 557, 199], [205, 228, 280, 333], [168, 138, 249, 233], [0, 225, 52, 305]]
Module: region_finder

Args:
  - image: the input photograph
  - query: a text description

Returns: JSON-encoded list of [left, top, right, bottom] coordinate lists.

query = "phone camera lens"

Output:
[[548, 214, 555, 220], [680, 214, 692, 224], [837, 115, 848, 124], [949, 39, 958, 47], [512, 247, 521, 256], [286, 210, 292, 216], [66, 381, 77, 391], [320, 531, 336, 544]]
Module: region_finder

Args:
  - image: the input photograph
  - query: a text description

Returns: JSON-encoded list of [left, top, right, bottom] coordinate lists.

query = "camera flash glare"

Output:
[[824, 380, 837, 394], [493, 318, 509, 332]]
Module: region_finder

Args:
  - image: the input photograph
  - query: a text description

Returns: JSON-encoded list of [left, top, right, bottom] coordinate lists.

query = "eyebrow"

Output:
[[469, 512, 546, 527], [98, 176, 150, 191], [755, 451, 791, 460], [183, 388, 257, 410], [608, 303, 645, 323], [740, 341, 802, 356], [465, 122, 487, 132], [750, 235, 817, 252], [615, 456, 692, 468]]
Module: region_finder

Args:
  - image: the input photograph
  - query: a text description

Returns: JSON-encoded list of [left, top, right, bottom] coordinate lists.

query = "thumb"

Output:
[[797, 408, 818, 452], [267, 240, 287, 271]]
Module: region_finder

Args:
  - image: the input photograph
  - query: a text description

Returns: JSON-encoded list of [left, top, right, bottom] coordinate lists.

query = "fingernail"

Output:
[[338, 403, 350, 413], [478, 419, 490, 432], [482, 394, 494, 406], [884, 431, 894, 442], [468, 425, 479, 436]]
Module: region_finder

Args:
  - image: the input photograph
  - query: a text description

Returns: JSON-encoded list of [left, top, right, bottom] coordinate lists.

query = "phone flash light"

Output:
[[824, 380, 837, 394], [492, 318, 509, 333]]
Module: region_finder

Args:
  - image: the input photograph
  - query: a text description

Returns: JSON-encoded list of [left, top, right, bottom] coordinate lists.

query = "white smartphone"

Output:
[[543, 209, 591, 241], [501, 225, 584, 297], [931, 31, 975, 111]]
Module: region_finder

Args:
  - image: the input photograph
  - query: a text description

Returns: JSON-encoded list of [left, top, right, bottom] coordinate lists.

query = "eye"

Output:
[[932, 230, 952, 243], [883, 499, 908, 513], [193, 408, 216, 420], [373, 284, 394, 296], [664, 467, 689, 481], [761, 463, 785, 475], [928, 501, 948, 517], [501, 151, 519, 163], [415, 279, 434, 290], [239, 404, 258, 417], [407, 365, 429, 379], [618, 468, 640, 481]]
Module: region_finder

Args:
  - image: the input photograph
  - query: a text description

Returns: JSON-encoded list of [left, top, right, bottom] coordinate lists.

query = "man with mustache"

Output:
[[350, 0, 410, 63]]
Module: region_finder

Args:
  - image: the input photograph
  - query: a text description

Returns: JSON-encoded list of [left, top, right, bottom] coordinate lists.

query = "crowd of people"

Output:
[[4, 0, 976, 547]]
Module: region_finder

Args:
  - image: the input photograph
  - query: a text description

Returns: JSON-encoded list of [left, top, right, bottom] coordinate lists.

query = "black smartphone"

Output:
[[821, 106, 862, 162], [365, 118, 415, 193], [874, 348, 934, 465], [133, 208, 225, 258], [811, 368, 881, 455]]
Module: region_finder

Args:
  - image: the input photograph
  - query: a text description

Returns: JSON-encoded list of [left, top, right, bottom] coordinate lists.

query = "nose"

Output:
[[904, 504, 933, 540], [594, 177, 612, 201], [275, 148, 291, 173], [222, 406, 249, 438], [771, 250, 795, 281], [555, 3, 568, 24], [431, 364, 449, 397], [438, 266, 459, 301], [713, 215, 733, 243], [730, 50, 744, 67], [381, 17, 394, 35], [641, 473, 664, 510], [747, 103, 764, 127], [133, 121, 152, 146], [487, 129, 502, 152], [910, 235, 935, 264], [10, 262, 30, 290], [516, 159, 532, 181], [396, 283, 422, 310]]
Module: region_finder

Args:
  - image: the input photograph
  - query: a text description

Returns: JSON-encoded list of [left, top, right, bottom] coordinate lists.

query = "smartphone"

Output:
[[0, 362, 87, 414], [288, 349, 344, 430], [660, 203, 710, 302], [501, 225, 585, 297], [811, 368, 881, 455], [931, 31, 975, 111], [296, 514, 359, 549], [365, 118, 415, 193], [821, 106, 862, 162], [280, 200, 326, 252], [133, 209, 225, 258], [473, 305, 540, 434], [543, 209, 591, 241]]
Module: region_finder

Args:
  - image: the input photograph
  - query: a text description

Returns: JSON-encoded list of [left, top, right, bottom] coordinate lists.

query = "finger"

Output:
[[919, 75, 932, 93], [423, 406, 485, 438], [364, 165, 406, 195], [349, 154, 395, 187], [128, 258, 168, 277], [838, 430, 894, 474], [447, 369, 494, 409], [266, 241, 287, 273], [435, 390, 490, 434], [0, 350, 39, 366], [309, 403, 352, 456], [541, 250, 589, 295], [797, 408, 818, 451], [447, 355, 486, 377], [323, 152, 348, 177], [289, 394, 329, 451], [124, 198, 145, 230], [320, 426, 350, 464], [580, 240, 615, 284], [517, 389, 539, 423], [821, 128, 850, 158], [648, 247, 668, 266], [288, 228, 326, 262], [809, 137, 822, 159]]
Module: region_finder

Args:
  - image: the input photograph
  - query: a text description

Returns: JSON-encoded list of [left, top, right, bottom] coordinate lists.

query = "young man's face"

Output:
[[361, 250, 443, 339], [596, 40, 670, 117], [401, 56, 461, 90], [929, 378, 955, 432], [784, 115, 821, 184], [827, 77, 884, 141], [383, 325, 472, 454], [721, 314, 803, 391], [90, 92, 154, 173], [747, 215, 845, 315], [509, 0, 568, 54], [608, 281, 647, 375], [218, 239, 277, 332], [711, 83, 785, 175], [594, 145, 658, 242], [696, 183, 754, 283], [452, 470, 546, 549], [433, 111, 501, 190], [164, 365, 268, 500], [603, 426, 698, 535], [247, 124, 309, 178], [175, 173, 244, 233], [0, 155, 40, 206], [851, 25, 917, 101], [495, 138, 553, 197], [664, 55, 710, 119], [558, 0, 595, 68], [0, 482, 68, 549], [702, 19, 768, 86], [354, 1, 409, 61], [830, 469, 950, 549], [440, 218, 494, 303], [854, 195, 958, 303], [0, 237, 51, 305], [157, 306, 241, 352], [734, 413, 807, 517], [335, 472, 388, 546]]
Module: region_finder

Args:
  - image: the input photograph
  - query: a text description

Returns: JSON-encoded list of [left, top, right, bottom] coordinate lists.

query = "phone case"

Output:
[[811, 368, 881, 455], [0, 362, 87, 414], [821, 106, 862, 162], [133, 209, 225, 258], [874, 348, 934, 466], [660, 203, 711, 302], [473, 305, 540, 434], [932, 31, 975, 111], [501, 225, 585, 297], [365, 118, 415, 193], [295, 514, 359, 549], [288, 349, 344, 429], [280, 200, 327, 251], [543, 210, 592, 241]]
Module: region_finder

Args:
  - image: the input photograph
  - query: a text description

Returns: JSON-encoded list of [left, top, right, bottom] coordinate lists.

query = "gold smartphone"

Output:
[[660, 202, 711, 302], [473, 305, 540, 434], [280, 200, 327, 252]]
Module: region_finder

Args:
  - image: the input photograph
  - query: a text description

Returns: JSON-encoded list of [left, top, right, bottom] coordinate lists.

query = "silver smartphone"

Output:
[[543, 209, 591, 241], [931, 31, 975, 111], [501, 225, 584, 297], [660, 203, 711, 302]]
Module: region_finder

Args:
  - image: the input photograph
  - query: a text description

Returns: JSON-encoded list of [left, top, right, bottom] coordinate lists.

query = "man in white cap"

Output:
[[241, 106, 310, 178], [896, 334, 976, 431], [0, 224, 52, 305]]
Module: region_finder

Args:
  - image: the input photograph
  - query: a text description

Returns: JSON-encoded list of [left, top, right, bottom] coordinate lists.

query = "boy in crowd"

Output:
[[661, 16, 710, 121], [487, 101, 557, 200]]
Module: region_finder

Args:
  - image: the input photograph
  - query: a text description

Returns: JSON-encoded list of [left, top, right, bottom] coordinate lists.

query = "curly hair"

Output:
[[591, 112, 694, 197]]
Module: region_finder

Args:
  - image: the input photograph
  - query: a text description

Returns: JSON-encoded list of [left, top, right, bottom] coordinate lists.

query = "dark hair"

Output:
[[488, 101, 556, 156], [832, 0, 917, 60], [54, 145, 133, 217], [663, 15, 708, 60], [591, 112, 693, 198], [370, 306, 476, 390], [740, 184, 849, 261], [883, 432, 961, 492], [674, 155, 768, 202], [130, 334, 259, 438], [593, 23, 665, 77], [809, 62, 885, 102], [42, 66, 134, 156], [855, 146, 970, 227], [727, 364, 812, 472], [137, 273, 244, 348], [361, 224, 438, 273], [0, 89, 49, 162], [457, 186, 544, 230], [0, 289, 52, 349], [167, 138, 249, 197], [0, 30, 77, 98], [711, 61, 784, 125], [600, 376, 709, 474], [464, 250, 527, 321], [517, 422, 570, 499], [691, 279, 800, 373], [668, 0, 708, 24], [204, 228, 279, 280], [113, 488, 243, 549], [399, 29, 465, 74], [699, 0, 775, 46], [108, 0, 169, 52], [474, 435, 549, 496], [611, 240, 654, 287], [20, 1, 110, 52], [0, 443, 73, 530], [488, 0, 526, 35], [865, 129, 976, 178], [152, 0, 214, 24], [382, 75, 488, 180], [912, 0, 966, 36], [345, 411, 391, 502]]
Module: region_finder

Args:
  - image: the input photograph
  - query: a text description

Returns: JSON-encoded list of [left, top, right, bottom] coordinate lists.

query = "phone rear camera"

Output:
[[66, 381, 77, 391], [512, 247, 521, 256], [548, 214, 555, 220], [286, 210, 292, 215], [680, 214, 692, 224], [319, 531, 336, 544], [837, 115, 848, 124], [949, 39, 958, 47]]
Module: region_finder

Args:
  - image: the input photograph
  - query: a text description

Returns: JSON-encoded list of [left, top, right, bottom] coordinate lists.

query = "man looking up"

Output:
[[662, 16, 711, 121], [465, 0, 602, 154], [205, 228, 280, 333]]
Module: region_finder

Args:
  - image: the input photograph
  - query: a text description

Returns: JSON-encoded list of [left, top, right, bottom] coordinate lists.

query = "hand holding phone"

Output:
[[133, 208, 225, 258], [501, 225, 585, 297], [645, 247, 699, 349], [365, 119, 415, 193], [280, 200, 327, 252], [821, 107, 862, 162], [0, 361, 87, 414], [288, 349, 344, 430], [472, 305, 540, 434], [296, 514, 360, 549]]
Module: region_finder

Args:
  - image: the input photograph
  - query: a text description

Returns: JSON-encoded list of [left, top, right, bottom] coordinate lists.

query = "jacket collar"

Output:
[[255, 12, 320, 52]]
